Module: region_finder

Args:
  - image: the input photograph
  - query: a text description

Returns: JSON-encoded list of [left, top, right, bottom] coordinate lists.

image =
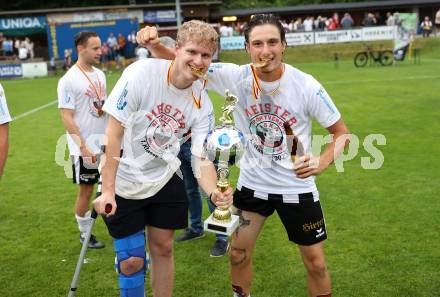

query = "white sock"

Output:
[[233, 293, 251, 297], [75, 210, 92, 235]]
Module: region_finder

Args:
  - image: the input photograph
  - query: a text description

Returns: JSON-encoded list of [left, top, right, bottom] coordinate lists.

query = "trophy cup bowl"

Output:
[[203, 90, 245, 236]]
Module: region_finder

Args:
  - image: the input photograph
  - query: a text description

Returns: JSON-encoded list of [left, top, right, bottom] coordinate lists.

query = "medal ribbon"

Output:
[[76, 63, 104, 116]]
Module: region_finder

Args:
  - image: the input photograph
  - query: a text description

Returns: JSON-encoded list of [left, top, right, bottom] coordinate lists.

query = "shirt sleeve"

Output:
[[57, 76, 75, 110], [103, 69, 142, 127], [191, 94, 215, 158], [207, 63, 241, 96], [306, 75, 341, 128], [0, 85, 12, 124]]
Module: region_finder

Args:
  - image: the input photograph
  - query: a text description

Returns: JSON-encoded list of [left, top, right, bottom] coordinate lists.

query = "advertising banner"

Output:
[[220, 36, 245, 50], [47, 12, 104, 24], [104, 10, 143, 21], [22, 62, 48, 78], [0, 64, 23, 78], [315, 29, 362, 44], [144, 10, 177, 23], [285, 32, 314, 46], [362, 26, 395, 41], [394, 13, 417, 60], [0, 16, 46, 35], [46, 18, 139, 60]]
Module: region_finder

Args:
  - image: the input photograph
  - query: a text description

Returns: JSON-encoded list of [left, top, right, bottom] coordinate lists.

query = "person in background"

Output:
[[101, 42, 110, 72], [331, 12, 340, 29], [420, 16, 433, 38], [18, 43, 28, 61], [127, 30, 137, 58], [117, 33, 126, 58], [135, 46, 150, 60], [58, 31, 107, 249], [0, 83, 12, 179], [2, 38, 14, 56], [340, 13, 354, 29], [107, 32, 117, 61], [13, 38, 20, 57], [386, 12, 395, 26]]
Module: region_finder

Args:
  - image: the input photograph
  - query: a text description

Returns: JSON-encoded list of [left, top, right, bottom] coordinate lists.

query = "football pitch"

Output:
[[1, 42, 439, 296]]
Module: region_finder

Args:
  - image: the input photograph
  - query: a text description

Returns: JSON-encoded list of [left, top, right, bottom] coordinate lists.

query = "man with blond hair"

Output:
[[94, 20, 233, 297]]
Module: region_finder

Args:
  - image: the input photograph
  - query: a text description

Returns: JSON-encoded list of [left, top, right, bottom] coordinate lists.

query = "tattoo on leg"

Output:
[[232, 284, 248, 297], [235, 209, 251, 236], [230, 247, 247, 266]]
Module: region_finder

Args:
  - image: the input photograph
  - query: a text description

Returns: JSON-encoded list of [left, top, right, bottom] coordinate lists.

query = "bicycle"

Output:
[[354, 43, 394, 67]]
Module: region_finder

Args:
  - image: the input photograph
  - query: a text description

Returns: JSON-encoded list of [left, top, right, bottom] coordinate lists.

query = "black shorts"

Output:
[[233, 186, 327, 246], [103, 174, 188, 239], [71, 155, 99, 185]]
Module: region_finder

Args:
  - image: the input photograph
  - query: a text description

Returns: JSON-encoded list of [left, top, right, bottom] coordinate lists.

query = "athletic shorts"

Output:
[[103, 174, 188, 239], [71, 155, 99, 185], [233, 186, 327, 246]]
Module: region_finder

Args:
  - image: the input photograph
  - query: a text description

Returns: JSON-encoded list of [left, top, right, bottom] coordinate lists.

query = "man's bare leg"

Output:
[[299, 242, 331, 297], [230, 209, 266, 297], [75, 184, 94, 216], [147, 226, 174, 297]]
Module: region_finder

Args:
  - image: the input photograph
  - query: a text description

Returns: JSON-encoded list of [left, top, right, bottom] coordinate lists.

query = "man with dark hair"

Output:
[[0, 83, 11, 179], [58, 30, 107, 249], [138, 13, 350, 297], [74, 31, 98, 48]]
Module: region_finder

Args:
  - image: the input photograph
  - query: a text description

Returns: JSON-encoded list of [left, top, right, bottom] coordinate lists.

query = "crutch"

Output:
[[67, 202, 112, 297]]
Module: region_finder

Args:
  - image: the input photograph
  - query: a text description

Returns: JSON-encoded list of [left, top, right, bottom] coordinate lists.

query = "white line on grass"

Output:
[[10, 73, 440, 121], [324, 75, 440, 85], [12, 100, 57, 121]]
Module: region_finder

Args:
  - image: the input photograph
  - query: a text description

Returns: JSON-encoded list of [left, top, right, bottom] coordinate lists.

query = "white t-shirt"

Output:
[[207, 63, 341, 202], [103, 59, 214, 199], [219, 25, 229, 37], [303, 19, 314, 31], [57, 65, 107, 156], [136, 47, 150, 60], [0, 84, 12, 125], [18, 47, 28, 60]]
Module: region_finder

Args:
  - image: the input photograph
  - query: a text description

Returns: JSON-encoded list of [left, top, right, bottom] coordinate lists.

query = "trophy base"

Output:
[[204, 213, 239, 236]]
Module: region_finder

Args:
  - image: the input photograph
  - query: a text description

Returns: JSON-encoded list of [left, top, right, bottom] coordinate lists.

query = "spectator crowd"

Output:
[[0, 33, 35, 61], [218, 9, 440, 37]]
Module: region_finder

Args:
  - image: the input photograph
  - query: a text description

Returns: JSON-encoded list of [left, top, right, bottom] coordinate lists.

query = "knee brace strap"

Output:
[[113, 230, 147, 295]]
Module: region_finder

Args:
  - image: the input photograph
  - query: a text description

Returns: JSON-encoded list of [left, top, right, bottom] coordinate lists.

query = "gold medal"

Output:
[[252, 58, 271, 68], [189, 65, 208, 80]]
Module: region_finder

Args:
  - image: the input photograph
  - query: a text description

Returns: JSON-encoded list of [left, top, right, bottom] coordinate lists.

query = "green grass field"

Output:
[[1, 38, 440, 296]]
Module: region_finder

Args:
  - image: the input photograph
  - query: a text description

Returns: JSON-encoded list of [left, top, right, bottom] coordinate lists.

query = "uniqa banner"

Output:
[[0, 16, 46, 35]]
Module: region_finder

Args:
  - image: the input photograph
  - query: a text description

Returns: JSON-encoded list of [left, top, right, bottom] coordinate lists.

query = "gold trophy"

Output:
[[204, 90, 245, 236]]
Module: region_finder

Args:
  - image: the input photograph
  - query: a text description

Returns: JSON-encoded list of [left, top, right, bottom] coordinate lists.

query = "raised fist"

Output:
[[136, 26, 160, 48]]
